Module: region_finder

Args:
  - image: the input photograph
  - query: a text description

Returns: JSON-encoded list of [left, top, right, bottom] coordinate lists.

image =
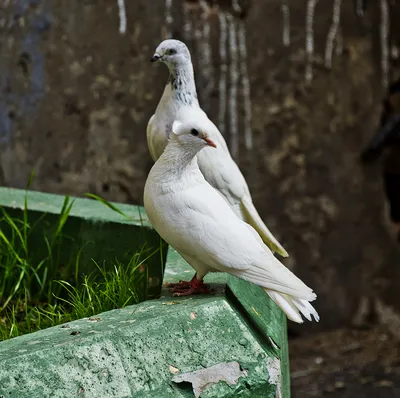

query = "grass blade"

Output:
[[85, 193, 133, 220]]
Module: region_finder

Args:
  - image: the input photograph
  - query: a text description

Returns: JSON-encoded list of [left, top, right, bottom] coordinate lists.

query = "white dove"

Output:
[[144, 120, 319, 323], [147, 39, 288, 258]]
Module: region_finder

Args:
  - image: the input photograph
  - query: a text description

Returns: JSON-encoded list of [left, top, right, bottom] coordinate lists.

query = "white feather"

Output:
[[267, 291, 320, 323]]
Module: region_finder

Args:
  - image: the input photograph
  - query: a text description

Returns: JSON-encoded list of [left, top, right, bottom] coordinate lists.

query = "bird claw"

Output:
[[164, 280, 193, 289], [163, 277, 213, 296], [172, 284, 213, 296]]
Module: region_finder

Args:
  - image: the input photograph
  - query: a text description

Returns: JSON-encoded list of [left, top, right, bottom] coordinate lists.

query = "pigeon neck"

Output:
[[167, 63, 199, 106], [158, 141, 200, 178]]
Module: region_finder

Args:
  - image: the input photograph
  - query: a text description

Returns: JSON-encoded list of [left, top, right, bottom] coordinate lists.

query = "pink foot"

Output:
[[164, 275, 213, 296]]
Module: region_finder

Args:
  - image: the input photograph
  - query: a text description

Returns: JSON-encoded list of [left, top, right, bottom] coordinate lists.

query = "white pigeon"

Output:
[[147, 39, 288, 258], [144, 119, 319, 323]]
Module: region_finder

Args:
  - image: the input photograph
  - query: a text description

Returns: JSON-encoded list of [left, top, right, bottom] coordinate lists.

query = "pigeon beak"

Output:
[[150, 54, 161, 62], [203, 137, 217, 148]]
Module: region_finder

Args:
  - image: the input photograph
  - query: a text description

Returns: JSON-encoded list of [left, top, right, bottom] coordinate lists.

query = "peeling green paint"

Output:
[[0, 294, 282, 397]]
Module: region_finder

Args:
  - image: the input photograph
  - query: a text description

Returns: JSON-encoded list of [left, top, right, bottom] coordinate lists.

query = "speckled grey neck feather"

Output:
[[167, 64, 199, 107]]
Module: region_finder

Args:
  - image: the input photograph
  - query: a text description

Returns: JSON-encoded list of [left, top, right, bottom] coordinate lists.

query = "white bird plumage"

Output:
[[147, 39, 288, 257], [144, 120, 319, 323]]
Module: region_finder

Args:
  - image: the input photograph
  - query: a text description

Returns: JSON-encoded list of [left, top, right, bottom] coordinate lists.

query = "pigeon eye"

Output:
[[167, 48, 177, 55], [191, 129, 199, 136]]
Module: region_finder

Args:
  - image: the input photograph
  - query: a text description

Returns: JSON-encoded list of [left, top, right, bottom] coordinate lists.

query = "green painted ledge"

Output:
[[0, 189, 290, 398], [0, 187, 167, 297]]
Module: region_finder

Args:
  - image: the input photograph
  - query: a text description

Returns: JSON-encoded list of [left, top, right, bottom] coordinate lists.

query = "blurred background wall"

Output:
[[1, 0, 400, 337]]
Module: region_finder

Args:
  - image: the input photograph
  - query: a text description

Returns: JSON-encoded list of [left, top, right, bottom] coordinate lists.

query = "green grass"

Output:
[[0, 187, 159, 341], [0, 195, 74, 311], [0, 258, 149, 340]]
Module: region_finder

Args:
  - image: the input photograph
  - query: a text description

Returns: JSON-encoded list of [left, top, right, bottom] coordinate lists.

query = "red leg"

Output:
[[164, 275, 213, 296]]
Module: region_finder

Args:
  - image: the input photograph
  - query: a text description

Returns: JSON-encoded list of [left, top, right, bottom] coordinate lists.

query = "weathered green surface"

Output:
[[0, 296, 281, 397], [0, 187, 167, 297], [0, 245, 289, 398]]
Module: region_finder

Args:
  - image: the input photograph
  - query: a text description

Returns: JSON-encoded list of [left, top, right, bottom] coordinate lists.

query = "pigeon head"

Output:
[[171, 120, 217, 151], [150, 39, 191, 67]]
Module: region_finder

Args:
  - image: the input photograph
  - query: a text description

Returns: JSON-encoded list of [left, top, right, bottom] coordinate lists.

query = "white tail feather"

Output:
[[266, 290, 319, 323], [292, 297, 320, 322]]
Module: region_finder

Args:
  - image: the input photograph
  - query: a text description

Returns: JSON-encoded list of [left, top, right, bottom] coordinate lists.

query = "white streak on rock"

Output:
[[117, 0, 127, 34], [305, 0, 319, 83], [325, 0, 342, 69]]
